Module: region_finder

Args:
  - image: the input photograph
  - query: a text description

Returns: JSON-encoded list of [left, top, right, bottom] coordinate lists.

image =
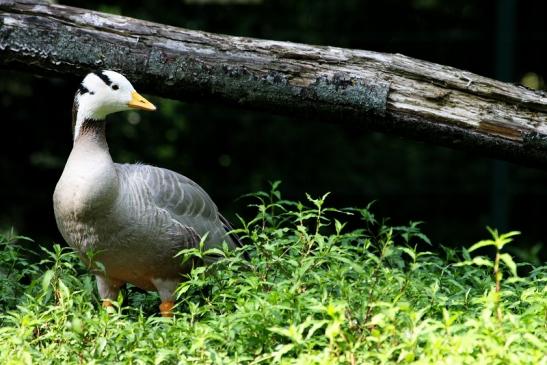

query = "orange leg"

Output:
[[159, 300, 175, 317], [151, 278, 178, 318], [102, 299, 114, 308], [96, 275, 123, 311]]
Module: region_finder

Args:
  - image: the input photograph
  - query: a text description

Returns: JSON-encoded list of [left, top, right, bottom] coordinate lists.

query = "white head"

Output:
[[73, 70, 156, 140]]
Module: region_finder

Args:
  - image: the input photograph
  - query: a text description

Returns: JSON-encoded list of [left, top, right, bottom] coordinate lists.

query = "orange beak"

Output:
[[127, 90, 156, 111]]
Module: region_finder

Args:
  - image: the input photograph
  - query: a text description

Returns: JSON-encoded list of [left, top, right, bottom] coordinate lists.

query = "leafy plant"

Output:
[[456, 228, 521, 320], [0, 229, 39, 312], [0, 189, 545, 364]]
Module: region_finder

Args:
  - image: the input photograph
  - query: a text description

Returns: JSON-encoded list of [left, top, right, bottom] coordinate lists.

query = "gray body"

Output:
[[53, 123, 236, 302]]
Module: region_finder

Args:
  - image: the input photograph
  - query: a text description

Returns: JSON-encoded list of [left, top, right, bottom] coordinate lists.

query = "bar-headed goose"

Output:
[[53, 70, 240, 317]]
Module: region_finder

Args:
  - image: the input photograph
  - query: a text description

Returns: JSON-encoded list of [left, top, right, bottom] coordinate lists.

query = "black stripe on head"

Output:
[[93, 70, 112, 86], [77, 84, 90, 95]]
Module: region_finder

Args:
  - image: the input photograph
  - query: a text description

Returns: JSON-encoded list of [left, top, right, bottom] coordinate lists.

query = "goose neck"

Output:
[[73, 118, 108, 149]]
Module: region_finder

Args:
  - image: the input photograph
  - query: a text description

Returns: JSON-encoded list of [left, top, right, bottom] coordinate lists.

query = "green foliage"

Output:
[[0, 229, 38, 312], [0, 188, 546, 364]]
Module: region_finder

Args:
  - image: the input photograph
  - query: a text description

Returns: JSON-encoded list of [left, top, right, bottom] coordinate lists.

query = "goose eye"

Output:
[[112, 84, 119, 90]]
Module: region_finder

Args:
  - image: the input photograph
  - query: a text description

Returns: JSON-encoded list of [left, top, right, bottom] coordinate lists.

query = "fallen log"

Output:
[[1, 0, 546, 166]]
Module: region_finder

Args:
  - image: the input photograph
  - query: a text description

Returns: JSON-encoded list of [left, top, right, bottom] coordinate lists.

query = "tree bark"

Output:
[[1, 0, 546, 166]]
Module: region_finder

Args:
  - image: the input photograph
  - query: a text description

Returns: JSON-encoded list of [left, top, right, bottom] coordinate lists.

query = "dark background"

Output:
[[0, 0, 545, 263]]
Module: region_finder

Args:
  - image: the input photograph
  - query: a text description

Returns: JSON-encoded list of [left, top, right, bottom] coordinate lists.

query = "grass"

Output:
[[0, 184, 546, 364]]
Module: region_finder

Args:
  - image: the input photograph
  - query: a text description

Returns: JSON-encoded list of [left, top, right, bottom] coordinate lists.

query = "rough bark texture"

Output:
[[1, 0, 547, 166]]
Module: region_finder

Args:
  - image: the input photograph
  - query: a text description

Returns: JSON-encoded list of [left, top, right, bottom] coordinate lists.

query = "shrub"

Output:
[[0, 186, 545, 364]]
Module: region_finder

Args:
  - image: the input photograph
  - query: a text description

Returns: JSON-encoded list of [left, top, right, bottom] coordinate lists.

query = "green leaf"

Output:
[[468, 240, 495, 252], [455, 257, 493, 268], [400, 247, 416, 261], [41, 270, 54, 292], [334, 219, 344, 235], [523, 333, 545, 350], [58, 278, 70, 302], [472, 256, 494, 267], [499, 253, 518, 277], [272, 343, 295, 362], [497, 231, 521, 249], [203, 248, 226, 257]]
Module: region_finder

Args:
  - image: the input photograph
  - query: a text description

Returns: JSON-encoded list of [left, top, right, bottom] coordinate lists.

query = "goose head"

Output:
[[73, 70, 156, 139]]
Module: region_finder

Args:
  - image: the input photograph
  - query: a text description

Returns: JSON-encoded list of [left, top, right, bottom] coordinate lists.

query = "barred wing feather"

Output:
[[115, 163, 237, 249]]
